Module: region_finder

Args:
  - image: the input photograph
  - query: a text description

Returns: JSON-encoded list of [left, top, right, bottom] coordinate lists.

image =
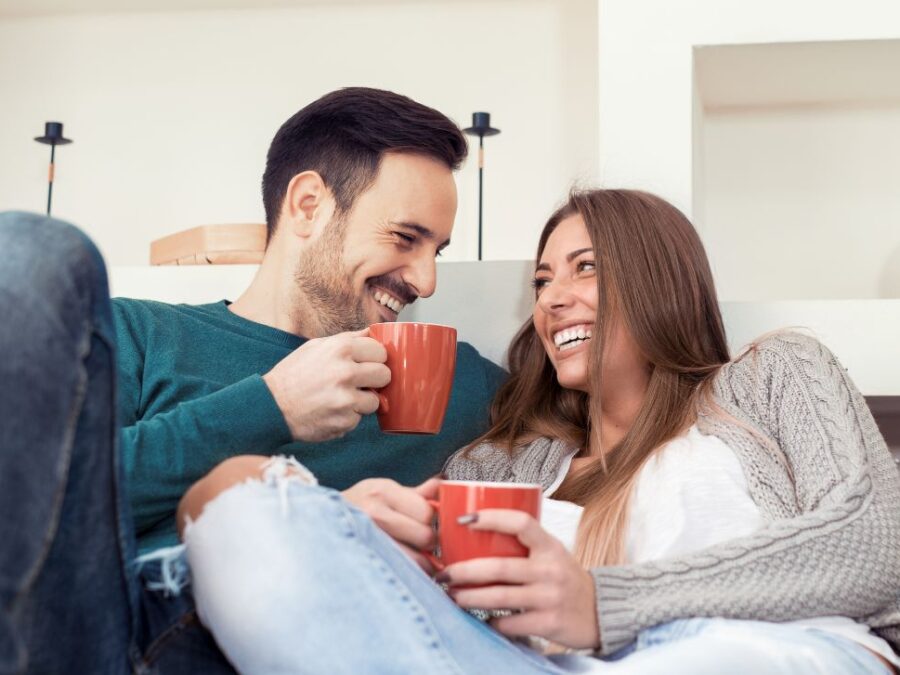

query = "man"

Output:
[[0, 88, 504, 674]]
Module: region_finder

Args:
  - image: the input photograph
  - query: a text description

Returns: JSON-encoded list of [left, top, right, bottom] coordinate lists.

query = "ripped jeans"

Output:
[[182, 467, 894, 675], [0, 212, 233, 674], [184, 470, 561, 674]]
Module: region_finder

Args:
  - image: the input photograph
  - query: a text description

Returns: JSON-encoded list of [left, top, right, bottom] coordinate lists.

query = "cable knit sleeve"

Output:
[[590, 332, 900, 655]]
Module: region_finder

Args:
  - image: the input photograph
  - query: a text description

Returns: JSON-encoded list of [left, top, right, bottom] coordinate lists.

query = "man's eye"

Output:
[[395, 232, 416, 245]]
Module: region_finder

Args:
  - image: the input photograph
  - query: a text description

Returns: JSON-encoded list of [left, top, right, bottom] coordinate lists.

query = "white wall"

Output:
[[598, 0, 900, 301], [0, 0, 598, 265], [598, 0, 900, 216], [702, 104, 900, 300]]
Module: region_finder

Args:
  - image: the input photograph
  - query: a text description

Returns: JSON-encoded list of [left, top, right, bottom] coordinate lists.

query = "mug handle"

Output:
[[425, 498, 445, 572]]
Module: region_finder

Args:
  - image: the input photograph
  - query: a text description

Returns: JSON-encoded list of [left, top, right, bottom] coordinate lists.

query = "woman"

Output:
[[179, 189, 900, 673]]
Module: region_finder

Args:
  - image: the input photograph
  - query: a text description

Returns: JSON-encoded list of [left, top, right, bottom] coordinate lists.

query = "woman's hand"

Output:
[[440, 509, 600, 650], [342, 477, 439, 572]]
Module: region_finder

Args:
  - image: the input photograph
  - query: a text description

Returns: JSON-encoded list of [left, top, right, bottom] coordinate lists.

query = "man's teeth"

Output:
[[553, 326, 592, 351], [373, 290, 405, 314]]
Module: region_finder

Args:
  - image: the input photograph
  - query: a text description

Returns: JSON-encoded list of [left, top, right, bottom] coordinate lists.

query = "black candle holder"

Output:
[[463, 112, 500, 261], [34, 121, 73, 216]]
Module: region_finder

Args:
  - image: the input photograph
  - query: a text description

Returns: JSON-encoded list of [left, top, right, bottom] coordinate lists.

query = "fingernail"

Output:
[[457, 513, 479, 525], [434, 571, 451, 584]]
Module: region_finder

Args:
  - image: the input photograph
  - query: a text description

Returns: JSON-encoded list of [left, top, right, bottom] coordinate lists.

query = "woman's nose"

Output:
[[537, 278, 573, 313]]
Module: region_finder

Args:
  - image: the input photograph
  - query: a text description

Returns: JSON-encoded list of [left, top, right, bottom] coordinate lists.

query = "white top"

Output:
[[540, 424, 899, 666]]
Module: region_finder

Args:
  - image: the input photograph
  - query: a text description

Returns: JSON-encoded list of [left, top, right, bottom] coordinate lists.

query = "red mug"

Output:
[[428, 480, 542, 568], [369, 322, 457, 434]]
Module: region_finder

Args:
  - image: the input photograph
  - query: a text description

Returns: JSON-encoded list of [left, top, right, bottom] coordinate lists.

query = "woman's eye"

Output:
[[530, 277, 550, 292], [578, 260, 596, 273]]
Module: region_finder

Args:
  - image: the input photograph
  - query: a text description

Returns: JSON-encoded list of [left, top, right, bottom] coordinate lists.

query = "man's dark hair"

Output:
[[262, 87, 468, 242]]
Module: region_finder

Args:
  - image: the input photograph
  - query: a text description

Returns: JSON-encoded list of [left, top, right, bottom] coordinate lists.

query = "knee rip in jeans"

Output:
[[258, 454, 319, 517], [136, 455, 318, 597]]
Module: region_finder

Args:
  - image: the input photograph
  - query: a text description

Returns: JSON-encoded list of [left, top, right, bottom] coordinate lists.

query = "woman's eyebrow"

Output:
[[566, 247, 592, 261], [535, 248, 593, 273]]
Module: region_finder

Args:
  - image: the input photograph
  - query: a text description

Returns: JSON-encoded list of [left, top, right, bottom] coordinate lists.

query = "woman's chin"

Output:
[[555, 371, 589, 393]]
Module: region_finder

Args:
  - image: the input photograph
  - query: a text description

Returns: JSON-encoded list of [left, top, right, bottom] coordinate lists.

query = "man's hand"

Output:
[[263, 329, 391, 442], [343, 477, 440, 572]]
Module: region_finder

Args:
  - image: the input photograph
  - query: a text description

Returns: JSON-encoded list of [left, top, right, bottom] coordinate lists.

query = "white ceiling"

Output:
[[0, 0, 456, 18], [695, 39, 900, 111]]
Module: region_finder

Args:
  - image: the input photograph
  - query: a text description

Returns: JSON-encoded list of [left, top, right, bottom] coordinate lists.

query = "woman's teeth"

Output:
[[553, 326, 592, 351], [373, 290, 405, 314]]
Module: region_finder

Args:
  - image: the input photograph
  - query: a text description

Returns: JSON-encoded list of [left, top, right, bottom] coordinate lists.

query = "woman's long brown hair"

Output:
[[472, 189, 731, 567]]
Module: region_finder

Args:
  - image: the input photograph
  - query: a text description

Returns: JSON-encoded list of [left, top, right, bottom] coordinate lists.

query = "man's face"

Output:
[[293, 152, 457, 336]]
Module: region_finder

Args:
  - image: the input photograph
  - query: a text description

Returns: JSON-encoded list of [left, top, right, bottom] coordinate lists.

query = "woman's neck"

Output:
[[590, 370, 650, 456]]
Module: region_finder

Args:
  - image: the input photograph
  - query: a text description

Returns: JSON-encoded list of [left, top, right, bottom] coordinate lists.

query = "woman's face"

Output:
[[533, 214, 644, 393]]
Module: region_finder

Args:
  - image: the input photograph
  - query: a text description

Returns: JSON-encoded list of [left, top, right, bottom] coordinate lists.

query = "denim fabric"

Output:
[[598, 617, 894, 674], [0, 212, 235, 675], [185, 478, 564, 674], [186, 472, 895, 675], [136, 562, 236, 674], [0, 212, 138, 674]]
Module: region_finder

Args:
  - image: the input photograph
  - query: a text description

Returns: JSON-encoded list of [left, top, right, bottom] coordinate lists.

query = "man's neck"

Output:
[[229, 251, 302, 336]]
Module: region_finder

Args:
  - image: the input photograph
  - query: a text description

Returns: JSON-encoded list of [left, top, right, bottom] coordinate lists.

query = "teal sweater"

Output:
[[112, 299, 506, 554]]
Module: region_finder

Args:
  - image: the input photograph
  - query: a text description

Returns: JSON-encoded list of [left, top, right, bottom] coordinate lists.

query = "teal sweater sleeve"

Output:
[[114, 301, 292, 536], [120, 376, 288, 535]]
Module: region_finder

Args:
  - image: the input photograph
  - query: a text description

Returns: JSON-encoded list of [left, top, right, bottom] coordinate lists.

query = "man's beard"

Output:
[[292, 216, 369, 336]]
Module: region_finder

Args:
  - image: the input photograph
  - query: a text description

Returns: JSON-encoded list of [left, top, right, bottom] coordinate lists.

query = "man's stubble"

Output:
[[291, 215, 369, 337]]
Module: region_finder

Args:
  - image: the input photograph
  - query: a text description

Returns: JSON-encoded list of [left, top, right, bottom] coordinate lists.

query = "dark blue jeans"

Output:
[[0, 213, 234, 674]]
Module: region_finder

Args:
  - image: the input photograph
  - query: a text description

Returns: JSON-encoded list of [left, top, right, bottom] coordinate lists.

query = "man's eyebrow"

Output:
[[391, 221, 451, 249], [535, 248, 593, 273]]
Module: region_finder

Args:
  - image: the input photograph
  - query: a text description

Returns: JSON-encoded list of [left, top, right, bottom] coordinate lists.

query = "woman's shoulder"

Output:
[[735, 330, 833, 362], [712, 330, 862, 453], [721, 330, 843, 387]]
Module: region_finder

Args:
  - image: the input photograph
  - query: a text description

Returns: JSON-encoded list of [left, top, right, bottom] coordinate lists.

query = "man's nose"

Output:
[[404, 254, 437, 299]]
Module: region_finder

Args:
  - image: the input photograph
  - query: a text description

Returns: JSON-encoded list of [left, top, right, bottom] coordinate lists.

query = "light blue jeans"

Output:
[[184, 475, 893, 674]]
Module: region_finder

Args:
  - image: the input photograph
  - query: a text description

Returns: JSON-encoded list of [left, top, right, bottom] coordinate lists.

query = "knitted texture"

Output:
[[444, 333, 900, 656]]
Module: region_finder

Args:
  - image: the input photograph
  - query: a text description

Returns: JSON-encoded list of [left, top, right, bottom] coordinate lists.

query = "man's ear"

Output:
[[282, 171, 331, 239]]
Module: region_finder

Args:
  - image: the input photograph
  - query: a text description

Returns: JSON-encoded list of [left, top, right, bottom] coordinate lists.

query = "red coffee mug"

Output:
[[428, 480, 542, 567], [369, 322, 457, 434]]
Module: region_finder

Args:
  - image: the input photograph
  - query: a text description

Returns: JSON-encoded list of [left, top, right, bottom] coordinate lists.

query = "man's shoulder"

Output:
[[112, 297, 224, 327], [456, 340, 507, 380], [456, 339, 500, 366], [111, 298, 227, 351], [112, 296, 220, 316]]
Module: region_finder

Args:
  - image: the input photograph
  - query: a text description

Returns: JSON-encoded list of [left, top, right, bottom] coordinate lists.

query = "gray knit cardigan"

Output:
[[443, 333, 900, 656]]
